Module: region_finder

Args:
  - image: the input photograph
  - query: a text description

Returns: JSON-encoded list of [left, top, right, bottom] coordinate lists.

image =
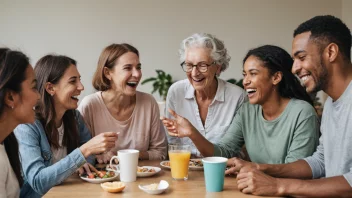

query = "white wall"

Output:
[[342, 0, 352, 59], [0, 0, 342, 101]]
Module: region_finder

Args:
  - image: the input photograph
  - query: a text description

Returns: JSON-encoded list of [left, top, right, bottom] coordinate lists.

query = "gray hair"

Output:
[[179, 33, 231, 72]]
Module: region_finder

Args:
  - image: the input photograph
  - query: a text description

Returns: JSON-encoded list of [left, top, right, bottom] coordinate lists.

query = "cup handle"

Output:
[[109, 156, 120, 173]]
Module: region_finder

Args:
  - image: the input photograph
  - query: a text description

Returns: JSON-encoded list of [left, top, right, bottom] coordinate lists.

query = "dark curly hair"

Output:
[[294, 15, 351, 61], [243, 45, 313, 106]]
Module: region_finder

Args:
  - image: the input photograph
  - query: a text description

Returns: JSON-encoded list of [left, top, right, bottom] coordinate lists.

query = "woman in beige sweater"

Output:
[[78, 43, 167, 163]]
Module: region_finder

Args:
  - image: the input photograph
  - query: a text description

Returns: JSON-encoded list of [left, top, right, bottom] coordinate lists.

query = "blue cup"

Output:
[[202, 157, 228, 192]]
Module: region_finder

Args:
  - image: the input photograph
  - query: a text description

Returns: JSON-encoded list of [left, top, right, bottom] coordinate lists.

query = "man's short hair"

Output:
[[294, 15, 351, 61]]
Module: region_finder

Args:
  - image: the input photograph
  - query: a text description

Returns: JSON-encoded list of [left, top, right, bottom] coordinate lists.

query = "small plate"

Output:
[[160, 159, 203, 170], [137, 166, 161, 177], [80, 174, 119, 184], [139, 180, 169, 195], [106, 165, 161, 177], [189, 159, 203, 170], [159, 161, 170, 169]]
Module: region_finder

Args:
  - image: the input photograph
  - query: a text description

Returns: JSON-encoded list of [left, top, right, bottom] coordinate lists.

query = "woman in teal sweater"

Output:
[[161, 45, 319, 164]]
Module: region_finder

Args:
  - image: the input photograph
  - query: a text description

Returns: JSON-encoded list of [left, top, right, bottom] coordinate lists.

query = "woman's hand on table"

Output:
[[80, 132, 118, 158], [225, 157, 259, 175], [161, 109, 198, 139]]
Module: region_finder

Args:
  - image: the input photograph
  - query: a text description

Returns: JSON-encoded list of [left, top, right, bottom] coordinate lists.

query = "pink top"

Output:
[[78, 91, 167, 160]]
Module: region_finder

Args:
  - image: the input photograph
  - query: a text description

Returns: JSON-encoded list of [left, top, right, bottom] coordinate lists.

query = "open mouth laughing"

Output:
[[126, 81, 138, 88], [192, 77, 205, 83], [246, 88, 257, 97], [71, 95, 79, 101]]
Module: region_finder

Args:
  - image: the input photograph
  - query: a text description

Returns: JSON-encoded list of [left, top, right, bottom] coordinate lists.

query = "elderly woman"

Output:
[[0, 48, 40, 197], [162, 45, 319, 164], [14, 55, 117, 197], [164, 33, 247, 157], [78, 43, 167, 163]]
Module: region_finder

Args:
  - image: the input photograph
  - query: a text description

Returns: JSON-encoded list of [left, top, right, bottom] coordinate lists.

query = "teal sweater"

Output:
[[214, 99, 319, 164]]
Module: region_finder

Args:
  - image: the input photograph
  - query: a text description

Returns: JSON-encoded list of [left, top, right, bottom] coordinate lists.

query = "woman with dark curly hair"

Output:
[[162, 45, 319, 165]]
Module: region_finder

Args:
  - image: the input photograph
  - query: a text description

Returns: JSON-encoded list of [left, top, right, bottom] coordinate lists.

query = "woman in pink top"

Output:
[[78, 43, 167, 163]]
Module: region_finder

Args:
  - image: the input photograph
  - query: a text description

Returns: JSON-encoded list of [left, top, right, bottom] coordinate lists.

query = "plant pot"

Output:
[[157, 101, 166, 117]]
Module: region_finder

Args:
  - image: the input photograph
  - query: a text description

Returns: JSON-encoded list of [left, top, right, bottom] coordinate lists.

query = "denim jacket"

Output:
[[14, 110, 94, 198]]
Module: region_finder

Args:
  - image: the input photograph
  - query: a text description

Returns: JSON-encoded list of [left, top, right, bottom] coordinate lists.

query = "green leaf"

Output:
[[226, 78, 237, 84], [141, 77, 157, 84], [166, 74, 172, 81], [236, 79, 244, 88], [142, 69, 175, 100]]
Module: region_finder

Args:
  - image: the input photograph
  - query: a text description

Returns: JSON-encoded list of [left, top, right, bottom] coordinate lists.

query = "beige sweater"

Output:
[[0, 144, 20, 198], [78, 91, 167, 160]]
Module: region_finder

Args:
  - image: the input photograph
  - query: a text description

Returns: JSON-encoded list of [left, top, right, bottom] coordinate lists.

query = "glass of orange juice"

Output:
[[168, 144, 191, 180]]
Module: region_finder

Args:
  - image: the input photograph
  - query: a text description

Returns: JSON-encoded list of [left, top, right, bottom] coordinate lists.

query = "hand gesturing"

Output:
[[161, 109, 196, 138]]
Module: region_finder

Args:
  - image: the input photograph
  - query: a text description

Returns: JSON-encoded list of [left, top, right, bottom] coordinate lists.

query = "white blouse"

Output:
[[51, 123, 67, 164], [165, 78, 247, 157]]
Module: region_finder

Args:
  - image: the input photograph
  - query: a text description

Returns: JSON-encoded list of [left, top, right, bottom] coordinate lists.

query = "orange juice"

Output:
[[169, 150, 191, 180]]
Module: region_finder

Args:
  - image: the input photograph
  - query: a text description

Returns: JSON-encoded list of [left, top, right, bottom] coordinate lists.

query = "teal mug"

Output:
[[202, 157, 228, 192]]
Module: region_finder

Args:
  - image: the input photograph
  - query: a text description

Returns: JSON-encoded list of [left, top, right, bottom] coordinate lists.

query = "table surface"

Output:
[[44, 160, 280, 198]]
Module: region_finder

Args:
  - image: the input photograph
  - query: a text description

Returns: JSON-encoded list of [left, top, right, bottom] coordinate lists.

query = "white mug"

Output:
[[110, 149, 139, 182]]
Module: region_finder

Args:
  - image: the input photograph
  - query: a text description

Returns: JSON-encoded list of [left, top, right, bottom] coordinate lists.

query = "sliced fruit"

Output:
[[101, 182, 126, 193]]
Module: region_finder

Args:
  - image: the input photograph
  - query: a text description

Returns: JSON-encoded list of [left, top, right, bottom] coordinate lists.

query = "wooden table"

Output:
[[44, 160, 279, 198]]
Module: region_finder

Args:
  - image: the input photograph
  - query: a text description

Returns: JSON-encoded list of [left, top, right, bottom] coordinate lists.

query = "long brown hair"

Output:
[[0, 48, 29, 186], [34, 55, 79, 153], [92, 43, 139, 91]]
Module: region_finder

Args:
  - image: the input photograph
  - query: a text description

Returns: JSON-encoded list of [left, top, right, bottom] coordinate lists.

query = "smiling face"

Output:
[[105, 52, 142, 96], [13, 65, 40, 123], [184, 47, 220, 91], [242, 56, 278, 105], [51, 64, 84, 111], [292, 32, 328, 94]]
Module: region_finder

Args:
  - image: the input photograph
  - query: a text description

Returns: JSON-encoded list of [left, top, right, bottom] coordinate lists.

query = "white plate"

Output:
[[139, 180, 169, 195], [160, 159, 203, 170], [159, 161, 171, 169], [189, 159, 204, 170], [137, 166, 161, 177], [80, 174, 119, 184], [106, 165, 161, 177]]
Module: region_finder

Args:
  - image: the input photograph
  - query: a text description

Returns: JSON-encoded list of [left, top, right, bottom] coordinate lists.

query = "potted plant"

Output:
[[226, 78, 244, 88], [141, 70, 174, 116], [141, 69, 173, 101]]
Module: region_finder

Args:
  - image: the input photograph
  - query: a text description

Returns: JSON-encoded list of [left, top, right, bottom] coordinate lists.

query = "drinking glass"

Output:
[[168, 144, 191, 180]]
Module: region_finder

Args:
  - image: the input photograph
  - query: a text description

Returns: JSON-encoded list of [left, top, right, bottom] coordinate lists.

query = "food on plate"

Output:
[[100, 181, 125, 193], [81, 171, 115, 179], [145, 183, 159, 190], [137, 167, 156, 173], [162, 160, 203, 168], [189, 159, 203, 167], [80, 163, 115, 179]]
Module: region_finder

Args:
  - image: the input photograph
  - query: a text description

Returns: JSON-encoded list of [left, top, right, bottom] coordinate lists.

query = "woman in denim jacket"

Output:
[[14, 55, 118, 198]]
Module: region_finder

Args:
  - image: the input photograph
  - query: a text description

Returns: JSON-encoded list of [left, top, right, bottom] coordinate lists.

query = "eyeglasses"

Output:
[[180, 61, 216, 73]]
